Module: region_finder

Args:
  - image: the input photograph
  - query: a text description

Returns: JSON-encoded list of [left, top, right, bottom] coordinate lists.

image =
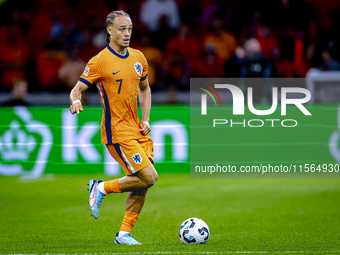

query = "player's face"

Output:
[[109, 16, 132, 48]]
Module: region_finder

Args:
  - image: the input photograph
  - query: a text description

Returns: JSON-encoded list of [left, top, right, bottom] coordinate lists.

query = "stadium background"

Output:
[[0, 0, 340, 254], [1, 0, 340, 95]]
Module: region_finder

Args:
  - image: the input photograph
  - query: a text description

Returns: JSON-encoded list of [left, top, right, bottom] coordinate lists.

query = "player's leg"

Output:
[[119, 166, 156, 218], [88, 138, 156, 244], [125, 188, 148, 214], [118, 164, 157, 231], [114, 164, 157, 245], [88, 142, 156, 219], [102, 163, 157, 194], [114, 189, 147, 245], [117, 162, 158, 191], [117, 135, 156, 193], [114, 137, 156, 244], [104, 137, 157, 192]]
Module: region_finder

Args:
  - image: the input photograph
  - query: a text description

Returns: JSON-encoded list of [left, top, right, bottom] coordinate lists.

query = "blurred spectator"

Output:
[[140, 0, 181, 32], [92, 28, 107, 50], [1, 0, 340, 93], [258, 0, 318, 32], [140, 0, 180, 50], [194, 42, 225, 77], [163, 48, 192, 90], [28, 4, 54, 56], [301, 44, 315, 74], [138, 34, 163, 87], [273, 48, 294, 78], [293, 32, 305, 76], [77, 15, 106, 61], [241, 38, 272, 103], [201, 0, 224, 27], [273, 37, 295, 78], [256, 25, 280, 60], [50, 9, 65, 40], [1, 79, 31, 107], [58, 46, 86, 89], [201, 0, 233, 28], [36, 40, 67, 90], [166, 24, 199, 63], [203, 12, 237, 62], [241, 38, 272, 78], [318, 50, 340, 71], [149, 15, 176, 51], [90, 16, 108, 50], [165, 85, 178, 104], [224, 46, 245, 77], [0, 13, 30, 90], [293, 31, 314, 77]]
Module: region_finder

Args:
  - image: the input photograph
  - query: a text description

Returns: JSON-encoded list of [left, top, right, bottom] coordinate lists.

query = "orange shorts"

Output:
[[106, 136, 154, 175]]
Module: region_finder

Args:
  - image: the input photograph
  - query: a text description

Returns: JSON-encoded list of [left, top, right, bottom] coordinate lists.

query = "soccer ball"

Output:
[[179, 217, 210, 244]]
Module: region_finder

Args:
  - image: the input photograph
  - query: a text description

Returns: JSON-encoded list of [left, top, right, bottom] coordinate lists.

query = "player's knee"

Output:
[[139, 164, 158, 188], [144, 171, 158, 188], [151, 171, 158, 185]]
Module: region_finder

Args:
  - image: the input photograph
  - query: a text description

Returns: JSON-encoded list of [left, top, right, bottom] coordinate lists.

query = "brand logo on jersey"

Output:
[[134, 62, 143, 76], [112, 70, 121, 75], [132, 153, 142, 164], [83, 66, 90, 76]]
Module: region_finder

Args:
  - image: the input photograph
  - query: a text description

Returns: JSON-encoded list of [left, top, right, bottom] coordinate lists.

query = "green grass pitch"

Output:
[[0, 173, 339, 254]]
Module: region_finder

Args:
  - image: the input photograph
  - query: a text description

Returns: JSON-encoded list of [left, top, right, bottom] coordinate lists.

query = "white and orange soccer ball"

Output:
[[179, 217, 210, 244]]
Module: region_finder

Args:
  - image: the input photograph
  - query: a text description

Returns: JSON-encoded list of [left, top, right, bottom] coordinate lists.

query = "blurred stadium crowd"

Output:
[[1, 0, 340, 94]]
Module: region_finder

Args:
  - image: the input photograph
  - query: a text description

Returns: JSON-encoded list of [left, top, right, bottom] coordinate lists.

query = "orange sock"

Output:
[[120, 211, 139, 233], [104, 179, 122, 194]]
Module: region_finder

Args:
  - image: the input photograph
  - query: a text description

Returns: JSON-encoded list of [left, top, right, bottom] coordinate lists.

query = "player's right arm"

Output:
[[69, 81, 88, 114], [69, 54, 101, 114]]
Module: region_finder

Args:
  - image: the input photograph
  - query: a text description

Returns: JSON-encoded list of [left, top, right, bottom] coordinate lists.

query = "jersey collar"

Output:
[[107, 45, 129, 59]]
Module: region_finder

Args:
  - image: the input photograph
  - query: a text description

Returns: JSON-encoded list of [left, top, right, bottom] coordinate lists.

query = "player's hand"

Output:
[[69, 101, 83, 114], [139, 121, 151, 135]]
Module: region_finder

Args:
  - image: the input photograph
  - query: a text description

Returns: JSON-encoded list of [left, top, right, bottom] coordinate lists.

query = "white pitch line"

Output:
[[5, 252, 340, 255], [94, 251, 340, 255]]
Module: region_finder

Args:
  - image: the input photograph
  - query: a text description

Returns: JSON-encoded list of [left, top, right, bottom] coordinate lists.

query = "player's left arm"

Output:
[[139, 76, 151, 135]]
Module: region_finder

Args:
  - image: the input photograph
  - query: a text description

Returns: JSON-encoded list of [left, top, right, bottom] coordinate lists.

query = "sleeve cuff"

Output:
[[79, 77, 92, 86], [140, 74, 147, 81]]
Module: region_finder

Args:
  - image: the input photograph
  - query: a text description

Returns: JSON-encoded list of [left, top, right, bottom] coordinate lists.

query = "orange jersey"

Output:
[[79, 46, 149, 144]]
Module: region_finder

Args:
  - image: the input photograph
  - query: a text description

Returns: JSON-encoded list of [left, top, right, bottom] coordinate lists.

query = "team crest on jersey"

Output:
[[132, 153, 143, 164], [83, 66, 90, 76], [134, 62, 143, 76]]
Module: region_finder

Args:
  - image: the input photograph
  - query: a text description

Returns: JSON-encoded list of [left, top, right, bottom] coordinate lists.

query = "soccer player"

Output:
[[69, 10, 158, 245]]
